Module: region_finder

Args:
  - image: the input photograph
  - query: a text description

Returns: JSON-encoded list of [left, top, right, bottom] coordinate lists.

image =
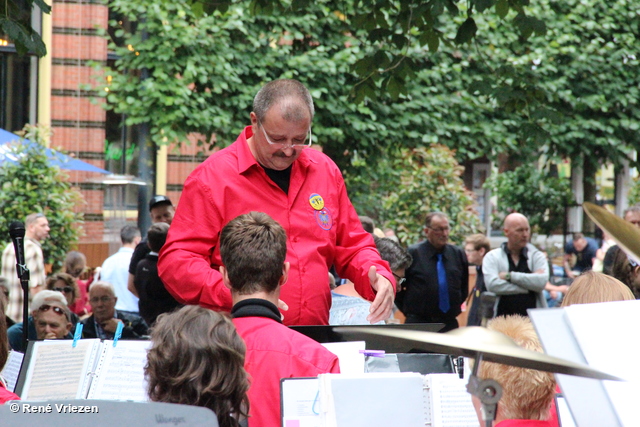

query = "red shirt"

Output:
[[0, 383, 19, 404], [496, 420, 555, 427], [233, 311, 340, 427], [159, 126, 394, 325]]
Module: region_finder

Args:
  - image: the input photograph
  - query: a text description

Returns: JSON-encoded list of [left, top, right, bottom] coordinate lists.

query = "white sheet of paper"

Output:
[[281, 377, 321, 427], [20, 339, 98, 400], [1, 350, 24, 392], [564, 300, 640, 426], [320, 372, 425, 427], [426, 373, 477, 427], [87, 340, 151, 401], [321, 341, 366, 374]]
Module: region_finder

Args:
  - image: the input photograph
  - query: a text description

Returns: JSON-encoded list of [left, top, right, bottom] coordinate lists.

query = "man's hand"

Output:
[[101, 318, 123, 333], [367, 266, 394, 324], [499, 272, 509, 280]]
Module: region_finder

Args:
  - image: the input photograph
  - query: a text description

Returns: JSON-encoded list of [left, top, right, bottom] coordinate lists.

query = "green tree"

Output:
[[0, 0, 49, 56], [198, 0, 546, 102], [484, 166, 572, 236], [0, 125, 84, 270], [347, 145, 482, 245], [629, 176, 640, 207]]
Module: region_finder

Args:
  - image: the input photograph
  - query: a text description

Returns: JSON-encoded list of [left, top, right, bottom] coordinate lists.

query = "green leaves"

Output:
[[0, 125, 83, 269], [0, 0, 49, 56], [484, 166, 572, 236], [454, 18, 478, 45], [346, 145, 483, 245]]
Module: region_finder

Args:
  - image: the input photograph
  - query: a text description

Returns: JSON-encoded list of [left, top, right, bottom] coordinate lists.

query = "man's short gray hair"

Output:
[[425, 212, 448, 228], [375, 237, 413, 271], [25, 212, 46, 227], [253, 79, 315, 123], [31, 290, 70, 319], [90, 281, 116, 296]]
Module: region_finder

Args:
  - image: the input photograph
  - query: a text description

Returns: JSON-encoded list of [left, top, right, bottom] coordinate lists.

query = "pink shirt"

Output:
[[159, 126, 393, 325]]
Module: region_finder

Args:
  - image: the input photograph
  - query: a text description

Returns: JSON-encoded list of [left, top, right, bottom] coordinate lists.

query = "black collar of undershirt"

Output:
[[501, 241, 529, 259], [231, 298, 282, 323], [262, 164, 292, 194]]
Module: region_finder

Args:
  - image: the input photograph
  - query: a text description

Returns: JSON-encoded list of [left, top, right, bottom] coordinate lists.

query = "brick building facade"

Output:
[[2, 1, 209, 266]]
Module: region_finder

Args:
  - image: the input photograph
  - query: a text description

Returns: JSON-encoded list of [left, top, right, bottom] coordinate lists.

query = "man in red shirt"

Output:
[[158, 79, 394, 325], [220, 212, 340, 426]]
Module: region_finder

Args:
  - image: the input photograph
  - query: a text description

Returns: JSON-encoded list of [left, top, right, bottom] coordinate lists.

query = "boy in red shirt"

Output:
[[220, 212, 340, 427]]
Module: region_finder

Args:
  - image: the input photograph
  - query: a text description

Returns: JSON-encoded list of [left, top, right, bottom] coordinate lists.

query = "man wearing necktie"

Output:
[[395, 212, 469, 331]]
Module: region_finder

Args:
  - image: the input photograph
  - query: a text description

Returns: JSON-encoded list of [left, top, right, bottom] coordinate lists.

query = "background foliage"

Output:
[[484, 165, 572, 236], [629, 176, 640, 207], [0, 125, 84, 270], [0, 0, 49, 56], [347, 145, 482, 245], [96, 0, 640, 241]]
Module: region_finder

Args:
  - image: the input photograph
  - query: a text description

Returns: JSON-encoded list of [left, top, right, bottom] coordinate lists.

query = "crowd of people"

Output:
[[0, 78, 638, 427]]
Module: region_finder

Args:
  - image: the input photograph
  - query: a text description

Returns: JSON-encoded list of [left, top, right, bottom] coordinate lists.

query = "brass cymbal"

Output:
[[338, 326, 621, 381], [583, 201, 640, 265]]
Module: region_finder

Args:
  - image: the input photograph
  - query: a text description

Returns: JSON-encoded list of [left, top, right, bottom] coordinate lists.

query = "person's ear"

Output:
[[279, 262, 291, 287], [66, 322, 72, 334], [220, 266, 232, 290]]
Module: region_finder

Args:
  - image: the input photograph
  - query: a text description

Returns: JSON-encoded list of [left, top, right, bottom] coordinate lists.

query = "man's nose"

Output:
[[281, 145, 295, 155]]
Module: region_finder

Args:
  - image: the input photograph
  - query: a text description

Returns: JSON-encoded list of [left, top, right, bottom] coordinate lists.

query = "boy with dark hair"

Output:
[[133, 222, 181, 326], [220, 211, 340, 427]]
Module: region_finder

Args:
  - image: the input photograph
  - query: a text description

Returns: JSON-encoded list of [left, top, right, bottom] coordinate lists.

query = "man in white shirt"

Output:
[[100, 224, 141, 313], [1, 212, 49, 322]]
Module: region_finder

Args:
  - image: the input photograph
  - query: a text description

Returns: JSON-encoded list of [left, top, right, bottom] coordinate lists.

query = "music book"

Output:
[[15, 338, 151, 401], [1, 350, 24, 392], [281, 373, 476, 427], [530, 300, 640, 427]]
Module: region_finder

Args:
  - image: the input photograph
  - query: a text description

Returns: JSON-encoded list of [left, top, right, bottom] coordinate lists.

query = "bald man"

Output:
[[482, 213, 549, 317]]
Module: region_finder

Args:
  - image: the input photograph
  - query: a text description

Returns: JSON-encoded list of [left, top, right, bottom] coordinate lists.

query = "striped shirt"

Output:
[[1, 237, 46, 322]]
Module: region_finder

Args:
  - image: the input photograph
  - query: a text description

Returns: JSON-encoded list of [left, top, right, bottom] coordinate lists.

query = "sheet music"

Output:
[[281, 377, 321, 427], [1, 350, 24, 392], [564, 300, 640, 426], [426, 374, 477, 427], [320, 372, 424, 427], [87, 340, 151, 401], [20, 339, 97, 400]]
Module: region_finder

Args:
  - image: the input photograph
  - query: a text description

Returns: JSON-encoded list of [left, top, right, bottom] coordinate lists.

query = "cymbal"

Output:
[[583, 202, 640, 265], [338, 326, 621, 381]]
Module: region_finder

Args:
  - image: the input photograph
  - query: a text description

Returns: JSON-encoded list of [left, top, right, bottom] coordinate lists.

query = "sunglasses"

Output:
[[53, 286, 74, 294], [38, 304, 69, 320]]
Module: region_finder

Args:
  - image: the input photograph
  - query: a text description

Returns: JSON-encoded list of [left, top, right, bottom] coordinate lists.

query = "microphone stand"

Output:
[[17, 262, 30, 351], [465, 291, 500, 427]]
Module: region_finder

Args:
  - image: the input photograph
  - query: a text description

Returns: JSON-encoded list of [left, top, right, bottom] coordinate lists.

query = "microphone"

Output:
[[9, 221, 27, 281], [479, 292, 497, 328]]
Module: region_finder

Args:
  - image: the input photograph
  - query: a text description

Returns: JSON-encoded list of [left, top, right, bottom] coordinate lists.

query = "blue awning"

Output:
[[0, 128, 110, 174]]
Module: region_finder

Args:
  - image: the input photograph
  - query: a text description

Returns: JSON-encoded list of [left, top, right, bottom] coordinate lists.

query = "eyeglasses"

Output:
[[392, 272, 406, 287], [38, 304, 69, 320], [258, 119, 312, 149], [427, 226, 450, 233], [53, 286, 74, 294], [90, 296, 114, 304]]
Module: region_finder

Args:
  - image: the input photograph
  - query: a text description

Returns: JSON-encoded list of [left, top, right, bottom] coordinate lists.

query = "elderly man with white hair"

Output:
[[7, 290, 74, 352], [81, 281, 148, 340]]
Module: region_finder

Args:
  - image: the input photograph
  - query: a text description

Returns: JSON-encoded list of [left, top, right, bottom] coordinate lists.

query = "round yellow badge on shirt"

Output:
[[309, 193, 324, 210]]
